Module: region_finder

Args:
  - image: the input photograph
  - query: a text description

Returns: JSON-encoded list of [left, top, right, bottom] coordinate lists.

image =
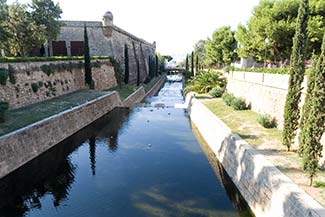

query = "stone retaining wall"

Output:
[[0, 60, 117, 109], [0, 92, 123, 179], [226, 71, 307, 128], [188, 95, 325, 217]]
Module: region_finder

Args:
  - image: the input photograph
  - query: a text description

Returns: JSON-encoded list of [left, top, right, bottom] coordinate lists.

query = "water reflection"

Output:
[[0, 108, 129, 217]]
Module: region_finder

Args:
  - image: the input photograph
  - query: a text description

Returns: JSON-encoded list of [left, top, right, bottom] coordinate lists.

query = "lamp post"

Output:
[[264, 38, 269, 68]]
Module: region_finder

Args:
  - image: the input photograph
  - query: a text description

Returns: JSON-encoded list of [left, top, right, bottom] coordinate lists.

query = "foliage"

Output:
[[0, 101, 8, 123], [0, 56, 109, 63], [132, 41, 140, 86], [6, 2, 46, 56], [0, 0, 9, 50], [230, 97, 248, 110], [84, 25, 93, 89], [124, 44, 129, 84], [185, 70, 227, 94], [8, 64, 16, 84], [209, 86, 225, 98], [222, 93, 236, 106], [222, 93, 248, 110], [185, 54, 189, 71], [257, 114, 277, 128], [193, 40, 206, 68], [298, 54, 318, 155], [29, 0, 62, 41], [40, 61, 84, 75], [191, 51, 194, 76], [206, 26, 237, 67], [236, 0, 325, 62], [300, 33, 325, 186], [31, 83, 39, 92], [283, 0, 309, 151], [0, 68, 8, 85], [195, 55, 199, 73], [155, 55, 159, 76]]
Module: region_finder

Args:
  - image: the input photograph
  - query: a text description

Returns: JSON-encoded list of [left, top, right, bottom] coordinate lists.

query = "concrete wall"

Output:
[[0, 60, 117, 109], [0, 91, 123, 179], [188, 95, 325, 217]]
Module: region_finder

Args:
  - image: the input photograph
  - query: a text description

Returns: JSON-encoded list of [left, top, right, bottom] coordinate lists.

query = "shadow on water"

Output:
[[0, 108, 129, 217]]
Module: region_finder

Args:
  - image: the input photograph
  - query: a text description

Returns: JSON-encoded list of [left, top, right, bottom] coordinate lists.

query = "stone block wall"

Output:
[[55, 21, 156, 85], [188, 96, 325, 217], [226, 71, 307, 128], [0, 60, 117, 109], [0, 91, 123, 179]]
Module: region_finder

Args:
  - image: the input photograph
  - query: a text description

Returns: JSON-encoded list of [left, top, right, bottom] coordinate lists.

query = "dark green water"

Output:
[[0, 82, 253, 217]]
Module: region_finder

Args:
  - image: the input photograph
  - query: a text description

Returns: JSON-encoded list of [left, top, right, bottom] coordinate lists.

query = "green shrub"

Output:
[[209, 86, 225, 98], [0, 101, 9, 123], [0, 68, 9, 85], [31, 83, 39, 93], [185, 70, 227, 94], [0, 56, 110, 63], [222, 93, 236, 106], [257, 114, 277, 128], [231, 97, 248, 110]]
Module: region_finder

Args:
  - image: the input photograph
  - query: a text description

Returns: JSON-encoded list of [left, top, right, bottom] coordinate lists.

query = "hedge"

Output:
[[0, 56, 110, 63], [226, 66, 311, 75]]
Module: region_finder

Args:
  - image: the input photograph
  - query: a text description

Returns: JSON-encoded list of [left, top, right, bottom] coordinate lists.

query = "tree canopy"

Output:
[[236, 0, 325, 63], [0, 0, 9, 50], [205, 26, 237, 67], [193, 40, 206, 67]]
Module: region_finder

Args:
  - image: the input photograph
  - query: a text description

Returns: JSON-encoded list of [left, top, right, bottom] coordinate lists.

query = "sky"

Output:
[[8, 0, 260, 61]]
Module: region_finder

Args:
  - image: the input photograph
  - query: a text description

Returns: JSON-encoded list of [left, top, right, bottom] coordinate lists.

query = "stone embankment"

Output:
[[0, 75, 166, 179], [187, 93, 325, 217]]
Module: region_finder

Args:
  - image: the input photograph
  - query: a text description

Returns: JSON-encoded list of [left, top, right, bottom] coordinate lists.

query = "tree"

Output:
[[132, 41, 140, 86], [185, 54, 189, 71], [300, 33, 325, 186], [124, 44, 129, 84], [191, 51, 194, 76], [29, 0, 62, 42], [84, 25, 93, 89], [206, 26, 237, 67], [0, 0, 9, 51], [194, 40, 206, 68], [282, 0, 309, 151], [298, 54, 318, 155], [195, 55, 199, 72], [155, 54, 159, 76], [7, 2, 46, 56], [236, 0, 325, 63]]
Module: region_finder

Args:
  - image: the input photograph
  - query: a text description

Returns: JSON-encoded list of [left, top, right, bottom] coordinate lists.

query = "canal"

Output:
[[0, 81, 253, 217]]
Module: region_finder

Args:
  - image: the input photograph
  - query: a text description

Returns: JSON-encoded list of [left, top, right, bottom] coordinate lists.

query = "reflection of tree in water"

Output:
[[89, 136, 97, 176], [97, 108, 130, 153]]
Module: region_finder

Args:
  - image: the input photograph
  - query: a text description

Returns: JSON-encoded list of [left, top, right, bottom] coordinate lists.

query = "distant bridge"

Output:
[[165, 68, 186, 75]]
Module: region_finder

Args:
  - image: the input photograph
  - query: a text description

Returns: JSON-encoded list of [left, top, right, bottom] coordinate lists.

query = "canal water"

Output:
[[0, 81, 253, 217]]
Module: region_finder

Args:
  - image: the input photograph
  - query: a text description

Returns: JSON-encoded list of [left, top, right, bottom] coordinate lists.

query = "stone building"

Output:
[[48, 11, 156, 84]]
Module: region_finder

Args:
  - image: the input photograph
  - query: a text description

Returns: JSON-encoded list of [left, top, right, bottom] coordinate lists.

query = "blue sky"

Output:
[[8, 0, 260, 60]]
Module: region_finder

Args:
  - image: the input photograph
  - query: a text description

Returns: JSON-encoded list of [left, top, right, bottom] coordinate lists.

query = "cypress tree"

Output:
[[84, 25, 93, 89], [155, 54, 159, 76], [191, 52, 194, 76], [300, 33, 325, 186], [132, 41, 140, 86], [298, 54, 318, 156], [282, 0, 309, 151], [196, 55, 199, 74], [124, 44, 129, 84], [185, 54, 189, 71]]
